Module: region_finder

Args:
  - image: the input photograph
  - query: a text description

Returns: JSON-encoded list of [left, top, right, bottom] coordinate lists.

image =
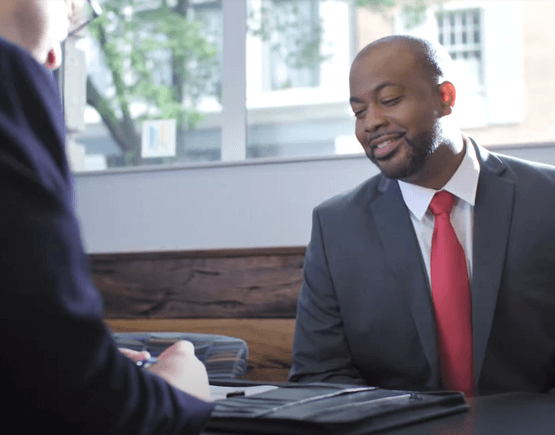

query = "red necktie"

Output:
[[430, 191, 474, 397]]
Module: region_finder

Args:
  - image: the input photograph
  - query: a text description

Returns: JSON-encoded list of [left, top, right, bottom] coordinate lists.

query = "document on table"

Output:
[[209, 385, 279, 401]]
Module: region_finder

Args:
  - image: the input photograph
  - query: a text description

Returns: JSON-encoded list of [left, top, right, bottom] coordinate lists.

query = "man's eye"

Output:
[[381, 97, 401, 106], [353, 110, 365, 118]]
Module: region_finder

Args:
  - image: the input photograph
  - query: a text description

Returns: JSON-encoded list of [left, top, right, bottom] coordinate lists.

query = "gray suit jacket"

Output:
[[290, 140, 555, 396]]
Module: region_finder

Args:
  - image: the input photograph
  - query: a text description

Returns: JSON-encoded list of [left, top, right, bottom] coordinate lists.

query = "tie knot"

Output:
[[430, 190, 455, 216]]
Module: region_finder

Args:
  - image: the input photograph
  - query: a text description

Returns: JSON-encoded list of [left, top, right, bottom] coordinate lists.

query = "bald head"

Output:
[[349, 34, 463, 188], [352, 35, 455, 88]]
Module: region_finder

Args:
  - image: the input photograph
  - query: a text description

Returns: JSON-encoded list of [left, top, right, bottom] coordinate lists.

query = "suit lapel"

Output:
[[471, 143, 515, 385], [370, 177, 440, 384], [368, 142, 515, 388]]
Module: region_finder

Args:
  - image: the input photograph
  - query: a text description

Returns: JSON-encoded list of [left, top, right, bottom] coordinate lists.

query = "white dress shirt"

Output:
[[398, 141, 481, 284]]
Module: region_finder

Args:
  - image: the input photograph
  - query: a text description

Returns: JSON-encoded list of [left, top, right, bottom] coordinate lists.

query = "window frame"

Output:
[[68, 0, 356, 173]]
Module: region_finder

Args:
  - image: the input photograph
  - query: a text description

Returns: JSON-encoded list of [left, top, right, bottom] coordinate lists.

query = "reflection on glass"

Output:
[[246, 0, 356, 159], [266, 0, 322, 90], [74, 0, 223, 171]]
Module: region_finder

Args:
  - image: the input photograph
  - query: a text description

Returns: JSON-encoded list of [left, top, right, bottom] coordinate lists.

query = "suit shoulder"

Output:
[[493, 151, 555, 184], [314, 173, 383, 214], [0, 37, 69, 193]]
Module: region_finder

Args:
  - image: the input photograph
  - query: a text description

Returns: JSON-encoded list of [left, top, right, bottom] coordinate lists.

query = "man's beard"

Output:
[[368, 128, 440, 180]]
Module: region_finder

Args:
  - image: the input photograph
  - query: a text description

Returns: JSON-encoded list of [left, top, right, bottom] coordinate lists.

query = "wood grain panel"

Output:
[[91, 247, 305, 319], [106, 318, 295, 382]]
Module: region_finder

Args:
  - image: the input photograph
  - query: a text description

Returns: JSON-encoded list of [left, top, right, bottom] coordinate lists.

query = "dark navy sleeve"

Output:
[[0, 37, 214, 434]]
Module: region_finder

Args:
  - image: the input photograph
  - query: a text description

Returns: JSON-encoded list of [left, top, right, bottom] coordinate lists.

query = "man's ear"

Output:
[[438, 81, 456, 115]]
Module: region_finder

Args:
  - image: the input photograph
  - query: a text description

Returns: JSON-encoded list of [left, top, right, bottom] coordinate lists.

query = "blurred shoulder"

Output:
[[0, 36, 69, 191], [485, 147, 555, 185], [0, 36, 52, 81], [314, 173, 384, 215]]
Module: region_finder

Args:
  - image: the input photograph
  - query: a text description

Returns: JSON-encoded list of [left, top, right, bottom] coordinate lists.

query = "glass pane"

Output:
[[72, 0, 223, 171], [62, 0, 555, 170], [268, 0, 321, 89], [245, 0, 356, 158], [346, 1, 552, 153]]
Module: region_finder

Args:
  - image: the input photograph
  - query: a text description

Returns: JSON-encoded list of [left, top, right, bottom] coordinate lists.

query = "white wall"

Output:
[[74, 145, 555, 254], [74, 154, 379, 253]]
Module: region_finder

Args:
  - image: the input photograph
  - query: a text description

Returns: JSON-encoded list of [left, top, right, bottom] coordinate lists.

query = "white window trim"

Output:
[[221, 0, 247, 161]]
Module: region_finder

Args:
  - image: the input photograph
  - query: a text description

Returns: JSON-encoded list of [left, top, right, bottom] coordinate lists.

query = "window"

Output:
[[438, 9, 483, 90], [394, 1, 524, 130], [69, 0, 224, 171], [266, 0, 321, 90], [65, 0, 550, 174], [245, 0, 355, 159], [67, 0, 354, 170]]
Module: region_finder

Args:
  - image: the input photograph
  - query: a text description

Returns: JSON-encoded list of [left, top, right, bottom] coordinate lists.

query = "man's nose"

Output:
[[364, 105, 387, 133]]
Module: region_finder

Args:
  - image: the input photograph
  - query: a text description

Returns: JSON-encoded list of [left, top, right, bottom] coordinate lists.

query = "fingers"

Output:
[[157, 340, 196, 361], [146, 341, 211, 402], [119, 348, 151, 363]]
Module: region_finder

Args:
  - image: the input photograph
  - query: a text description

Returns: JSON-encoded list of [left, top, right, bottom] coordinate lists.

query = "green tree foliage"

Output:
[[87, 0, 218, 165], [86, 0, 429, 167]]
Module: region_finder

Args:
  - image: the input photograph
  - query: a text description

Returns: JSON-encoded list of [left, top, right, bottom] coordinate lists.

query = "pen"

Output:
[[135, 357, 158, 368]]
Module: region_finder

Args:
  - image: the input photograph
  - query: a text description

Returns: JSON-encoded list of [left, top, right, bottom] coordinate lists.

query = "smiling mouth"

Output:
[[377, 138, 396, 149], [372, 134, 404, 159]]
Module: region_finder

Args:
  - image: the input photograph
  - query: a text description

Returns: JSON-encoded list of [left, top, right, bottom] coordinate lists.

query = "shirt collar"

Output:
[[398, 138, 481, 221]]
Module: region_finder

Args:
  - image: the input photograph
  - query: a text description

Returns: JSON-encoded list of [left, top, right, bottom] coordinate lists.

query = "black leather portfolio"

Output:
[[206, 383, 469, 435]]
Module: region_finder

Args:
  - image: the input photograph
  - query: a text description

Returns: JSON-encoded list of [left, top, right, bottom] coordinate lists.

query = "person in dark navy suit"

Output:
[[290, 35, 555, 396], [0, 1, 214, 433]]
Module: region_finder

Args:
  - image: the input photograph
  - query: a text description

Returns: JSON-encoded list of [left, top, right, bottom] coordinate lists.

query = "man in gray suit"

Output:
[[289, 35, 555, 396]]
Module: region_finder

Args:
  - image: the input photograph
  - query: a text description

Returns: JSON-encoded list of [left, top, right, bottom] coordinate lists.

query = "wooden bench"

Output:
[[93, 247, 305, 381]]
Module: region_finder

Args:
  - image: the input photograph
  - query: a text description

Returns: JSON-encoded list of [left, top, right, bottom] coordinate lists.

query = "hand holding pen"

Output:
[[136, 357, 158, 368], [119, 347, 152, 364], [119, 341, 211, 402]]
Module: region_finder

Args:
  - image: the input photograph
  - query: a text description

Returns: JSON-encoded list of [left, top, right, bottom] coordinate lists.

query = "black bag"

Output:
[[206, 383, 469, 435]]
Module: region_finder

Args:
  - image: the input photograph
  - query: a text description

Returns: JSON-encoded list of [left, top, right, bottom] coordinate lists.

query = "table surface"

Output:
[[379, 392, 555, 435], [203, 389, 555, 435]]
